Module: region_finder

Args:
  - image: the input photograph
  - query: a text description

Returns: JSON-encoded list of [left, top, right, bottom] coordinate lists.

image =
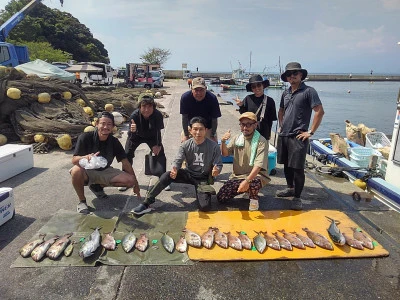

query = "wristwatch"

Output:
[[308, 130, 314, 135], [245, 178, 252, 183]]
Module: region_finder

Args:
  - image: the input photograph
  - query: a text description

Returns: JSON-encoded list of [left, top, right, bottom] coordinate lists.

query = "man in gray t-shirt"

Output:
[[132, 116, 223, 215]]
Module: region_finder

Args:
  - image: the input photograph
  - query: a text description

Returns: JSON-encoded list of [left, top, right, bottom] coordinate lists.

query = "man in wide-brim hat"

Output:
[[280, 62, 308, 82], [245, 74, 270, 92]]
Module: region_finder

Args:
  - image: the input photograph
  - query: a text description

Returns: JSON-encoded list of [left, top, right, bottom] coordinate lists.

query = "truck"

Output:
[[0, 0, 43, 67], [124, 63, 160, 89]]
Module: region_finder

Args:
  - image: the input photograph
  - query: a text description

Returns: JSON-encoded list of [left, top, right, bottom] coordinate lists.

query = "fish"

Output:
[[351, 227, 374, 250], [214, 228, 228, 249], [272, 232, 293, 251], [226, 232, 242, 250], [278, 229, 305, 249], [302, 228, 334, 250], [253, 231, 267, 253], [343, 233, 364, 250], [182, 228, 202, 248], [19, 234, 46, 258], [262, 231, 280, 250], [31, 235, 59, 262], [201, 227, 215, 249], [160, 231, 175, 253], [135, 233, 149, 252], [121, 231, 137, 253], [291, 231, 316, 248], [326, 216, 346, 246], [101, 232, 116, 251], [236, 231, 252, 250], [175, 235, 188, 253], [46, 232, 73, 260], [79, 227, 102, 258], [64, 241, 77, 257]]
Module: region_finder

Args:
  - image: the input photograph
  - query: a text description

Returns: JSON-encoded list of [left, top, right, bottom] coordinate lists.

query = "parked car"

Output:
[[149, 70, 164, 87]]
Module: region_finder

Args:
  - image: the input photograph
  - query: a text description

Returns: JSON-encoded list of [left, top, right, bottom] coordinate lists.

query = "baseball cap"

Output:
[[239, 112, 257, 122], [191, 77, 206, 89]]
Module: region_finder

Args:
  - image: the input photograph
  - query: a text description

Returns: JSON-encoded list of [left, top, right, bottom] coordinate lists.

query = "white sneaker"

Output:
[[118, 187, 129, 192], [249, 199, 259, 211], [164, 185, 171, 191]]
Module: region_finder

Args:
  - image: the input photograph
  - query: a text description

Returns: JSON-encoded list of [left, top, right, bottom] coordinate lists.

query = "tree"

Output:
[[140, 47, 171, 66], [23, 41, 72, 62]]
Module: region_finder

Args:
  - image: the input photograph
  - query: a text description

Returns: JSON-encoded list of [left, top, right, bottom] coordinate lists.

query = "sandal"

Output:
[[77, 202, 90, 215]]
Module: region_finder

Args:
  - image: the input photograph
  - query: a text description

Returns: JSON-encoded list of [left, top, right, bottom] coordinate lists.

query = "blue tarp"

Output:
[[16, 59, 76, 81]]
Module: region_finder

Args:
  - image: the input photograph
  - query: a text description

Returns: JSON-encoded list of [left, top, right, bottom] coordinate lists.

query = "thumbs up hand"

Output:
[[221, 129, 231, 143], [130, 119, 137, 133]]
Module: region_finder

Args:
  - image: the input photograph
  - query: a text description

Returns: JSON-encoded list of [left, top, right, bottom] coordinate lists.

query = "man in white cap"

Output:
[[218, 112, 270, 211], [276, 62, 325, 210]]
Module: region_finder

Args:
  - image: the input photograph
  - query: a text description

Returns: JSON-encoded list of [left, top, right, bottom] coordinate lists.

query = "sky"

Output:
[[1, 0, 400, 74]]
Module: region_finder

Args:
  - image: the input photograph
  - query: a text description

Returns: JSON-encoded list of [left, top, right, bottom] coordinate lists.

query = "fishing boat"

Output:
[[220, 84, 246, 91]]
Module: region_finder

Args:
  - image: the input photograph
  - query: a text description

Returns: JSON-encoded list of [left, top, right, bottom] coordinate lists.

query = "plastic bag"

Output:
[[79, 156, 108, 169]]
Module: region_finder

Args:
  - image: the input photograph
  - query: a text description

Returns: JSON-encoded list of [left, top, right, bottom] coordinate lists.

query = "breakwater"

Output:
[[164, 70, 400, 81]]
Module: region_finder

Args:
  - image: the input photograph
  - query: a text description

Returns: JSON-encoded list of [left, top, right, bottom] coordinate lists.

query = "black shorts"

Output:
[[277, 135, 308, 169]]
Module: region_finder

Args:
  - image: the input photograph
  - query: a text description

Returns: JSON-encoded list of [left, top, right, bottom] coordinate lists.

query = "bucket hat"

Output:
[[245, 74, 270, 92], [280, 62, 308, 82]]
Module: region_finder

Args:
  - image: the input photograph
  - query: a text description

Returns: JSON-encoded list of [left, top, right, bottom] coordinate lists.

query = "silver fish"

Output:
[[236, 231, 252, 250], [135, 233, 149, 252], [122, 231, 137, 253], [182, 228, 202, 248], [343, 233, 364, 250], [278, 229, 305, 249], [326, 216, 346, 246], [253, 231, 267, 253], [302, 227, 334, 250], [201, 227, 215, 249], [226, 232, 242, 250], [272, 232, 293, 251], [351, 227, 374, 250], [19, 234, 46, 258], [31, 235, 59, 262], [214, 228, 228, 249], [46, 233, 73, 259], [291, 231, 316, 248], [79, 227, 102, 258], [101, 232, 116, 250], [160, 231, 175, 253], [262, 231, 280, 250], [175, 235, 188, 253], [64, 241, 77, 257]]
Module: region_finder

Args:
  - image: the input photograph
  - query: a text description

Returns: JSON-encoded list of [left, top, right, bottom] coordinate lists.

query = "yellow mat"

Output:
[[185, 210, 389, 261]]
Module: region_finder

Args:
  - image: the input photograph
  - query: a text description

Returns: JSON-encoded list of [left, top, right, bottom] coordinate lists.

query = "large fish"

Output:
[[343, 233, 364, 250], [278, 229, 305, 249], [326, 216, 346, 246], [64, 240, 77, 257], [272, 232, 293, 251], [79, 227, 102, 258], [214, 228, 228, 249], [46, 232, 73, 259], [253, 231, 267, 253], [175, 235, 188, 253], [291, 231, 316, 248], [226, 232, 242, 250], [351, 227, 374, 250], [135, 233, 149, 252], [19, 234, 46, 258], [160, 231, 175, 253], [122, 231, 137, 253], [302, 228, 334, 250], [31, 235, 59, 262], [183, 228, 202, 248], [236, 231, 252, 250], [101, 232, 116, 251], [201, 227, 215, 249], [262, 231, 280, 250]]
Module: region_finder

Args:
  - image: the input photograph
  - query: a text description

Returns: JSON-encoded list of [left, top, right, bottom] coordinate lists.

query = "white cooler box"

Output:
[[0, 187, 15, 226], [0, 144, 34, 182]]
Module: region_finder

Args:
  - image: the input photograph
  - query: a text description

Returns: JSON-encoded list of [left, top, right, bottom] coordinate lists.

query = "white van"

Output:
[[84, 62, 113, 85]]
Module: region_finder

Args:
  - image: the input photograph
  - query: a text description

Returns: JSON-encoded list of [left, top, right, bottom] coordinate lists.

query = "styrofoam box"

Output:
[[0, 144, 34, 182], [0, 187, 15, 226]]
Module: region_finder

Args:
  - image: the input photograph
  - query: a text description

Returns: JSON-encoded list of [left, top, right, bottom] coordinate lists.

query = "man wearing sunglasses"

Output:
[[276, 62, 325, 210], [218, 112, 270, 211]]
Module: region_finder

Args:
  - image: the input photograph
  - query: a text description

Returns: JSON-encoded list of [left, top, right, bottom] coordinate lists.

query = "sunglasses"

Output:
[[286, 70, 300, 77], [251, 83, 263, 89], [239, 122, 256, 128]]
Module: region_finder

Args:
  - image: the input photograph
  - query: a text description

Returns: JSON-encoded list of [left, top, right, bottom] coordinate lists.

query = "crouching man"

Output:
[[70, 111, 141, 214], [217, 112, 270, 211], [132, 116, 223, 215]]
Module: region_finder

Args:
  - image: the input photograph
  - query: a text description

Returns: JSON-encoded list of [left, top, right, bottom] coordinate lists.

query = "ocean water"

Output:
[[210, 81, 399, 139]]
